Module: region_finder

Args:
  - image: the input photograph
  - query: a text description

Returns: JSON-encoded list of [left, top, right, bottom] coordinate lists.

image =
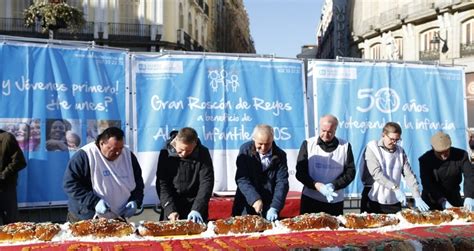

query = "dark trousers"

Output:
[[0, 185, 19, 225], [300, 193, 344, 216], [360, 186, 401, 214]]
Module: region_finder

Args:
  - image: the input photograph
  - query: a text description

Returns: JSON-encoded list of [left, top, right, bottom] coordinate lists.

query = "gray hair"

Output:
[[252, 124, 274, 139]]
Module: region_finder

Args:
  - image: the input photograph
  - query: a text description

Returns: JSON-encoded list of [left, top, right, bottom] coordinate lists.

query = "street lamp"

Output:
[[431, 31, 449, 53]]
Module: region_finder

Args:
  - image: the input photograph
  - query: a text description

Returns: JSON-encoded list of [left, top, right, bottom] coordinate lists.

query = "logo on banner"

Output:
[[356, 87, 400, 113], [208, 69, 239, 93]]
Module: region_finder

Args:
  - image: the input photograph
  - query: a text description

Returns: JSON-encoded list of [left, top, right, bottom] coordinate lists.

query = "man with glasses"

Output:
[[360, 122, 429, 213], [63, 127, 144, 222], [296, 114, 355, 216], [419, 131, 474, 211], [156, 127, 214, 224]]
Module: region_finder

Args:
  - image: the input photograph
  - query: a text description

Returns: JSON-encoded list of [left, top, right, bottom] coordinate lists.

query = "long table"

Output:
[[208, 191, 301, 220], [1, 223, 473, 250]]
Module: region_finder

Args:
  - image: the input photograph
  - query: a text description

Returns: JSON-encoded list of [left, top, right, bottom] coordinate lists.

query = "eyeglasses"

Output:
[[385, 134, 402, 143]]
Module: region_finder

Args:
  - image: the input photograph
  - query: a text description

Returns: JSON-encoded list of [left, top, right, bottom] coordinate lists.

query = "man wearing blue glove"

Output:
[[156, 127, 214, 224], [63, 127, 144, 222], [296, 115, 355, 216], [360, 122, 429, 214], [419, 131, 474, 211], [232, 124, 289, 222]]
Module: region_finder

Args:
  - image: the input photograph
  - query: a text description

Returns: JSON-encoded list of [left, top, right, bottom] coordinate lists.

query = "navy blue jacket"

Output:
[[63, 149, 144, 220], [232, 141, 289, 216]]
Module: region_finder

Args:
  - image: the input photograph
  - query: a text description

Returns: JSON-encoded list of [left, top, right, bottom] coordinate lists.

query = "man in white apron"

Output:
[[360, 122, 429, 214], [296, 114, 356, 216], [63, 127, 144, 222]]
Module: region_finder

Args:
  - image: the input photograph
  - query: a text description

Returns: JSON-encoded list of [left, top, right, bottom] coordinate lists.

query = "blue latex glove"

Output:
[[414, 197, 430, 212], [464, 197, 474, 212], [187, 210, 203, 224], [394, 189, 407, 206], [319, 183, 337, 203], [266, 207, 278, 222], [442, 200, 453, 209], [95, 199, 109, 214], [120, 201, 138, 218]]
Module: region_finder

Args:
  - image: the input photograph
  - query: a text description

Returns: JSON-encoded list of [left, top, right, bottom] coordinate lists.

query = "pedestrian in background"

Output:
[[0, 129, 27, 225]]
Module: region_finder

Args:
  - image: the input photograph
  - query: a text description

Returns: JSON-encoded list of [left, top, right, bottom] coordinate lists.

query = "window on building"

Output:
[[201, 23, 206, 46], [462, 18, 474, 45], [370, 43, 381, 60], [420, 29, 439, 51], [119, 0, 140, 23], [13, 1, 30, 18], [179, 3, 184, 29], [195, 18, 199, 40], [395, 37, 403, 59], [188, 12, 192, 34]]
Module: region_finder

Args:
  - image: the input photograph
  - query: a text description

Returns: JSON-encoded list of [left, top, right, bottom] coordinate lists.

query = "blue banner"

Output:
[[0, 42, 127, 205], [310, 61, 467, 196], [132, 54, 306, 151]]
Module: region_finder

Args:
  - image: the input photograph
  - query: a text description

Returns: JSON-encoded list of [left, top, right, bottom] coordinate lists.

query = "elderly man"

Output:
[[419, 131, 474, 211], [232, 124, 289, 222], [156, 127, 214, 224], [360, 122, 429, 214], [63, 127, 144, 222], [296, 114, 355, 216]]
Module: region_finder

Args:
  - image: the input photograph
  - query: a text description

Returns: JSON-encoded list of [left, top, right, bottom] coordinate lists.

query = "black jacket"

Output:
[[419, 147, 474, 210], [156, 135, 214, 221], [0, 130, 27, 192]]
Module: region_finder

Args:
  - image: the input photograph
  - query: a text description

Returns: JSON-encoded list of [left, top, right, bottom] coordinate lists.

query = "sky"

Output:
[[243, 0, 324, 58]]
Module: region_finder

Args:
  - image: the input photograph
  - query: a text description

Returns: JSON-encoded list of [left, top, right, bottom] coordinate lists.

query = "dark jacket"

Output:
[[232, 141, 289, 216], [0, 129, 27, 192], [156, 136, 214, 221], [63, 149, 144, 220], [419, 147, 474, 210]]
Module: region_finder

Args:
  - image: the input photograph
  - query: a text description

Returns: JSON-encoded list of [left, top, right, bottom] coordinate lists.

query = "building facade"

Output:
[[0, 0, 255, 53], [316, 0, 474, 146]]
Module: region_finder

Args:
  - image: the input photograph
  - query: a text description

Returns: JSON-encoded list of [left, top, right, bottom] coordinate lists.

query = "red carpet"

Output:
[[2, 223, 473, 250]]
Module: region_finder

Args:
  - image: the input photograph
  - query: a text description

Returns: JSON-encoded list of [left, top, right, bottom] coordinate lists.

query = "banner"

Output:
[[0, 42, 128, 205], [131, 54, 307, 204], [309, 61, 467, 196]]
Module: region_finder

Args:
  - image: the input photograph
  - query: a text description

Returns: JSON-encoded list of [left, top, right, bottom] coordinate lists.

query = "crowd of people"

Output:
[[1, 115, 473, 225]]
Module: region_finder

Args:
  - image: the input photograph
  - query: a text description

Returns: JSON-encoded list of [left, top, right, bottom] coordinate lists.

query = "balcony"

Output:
[[461, 42, 474, 58], [108, 22, 151, 41], [419, 49, 440, 61]]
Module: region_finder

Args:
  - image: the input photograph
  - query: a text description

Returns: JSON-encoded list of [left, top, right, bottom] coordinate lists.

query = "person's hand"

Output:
[[46, 139, 68, 151], [120, 201, 138, 218], [95, 199, 109, 214], [168, 212, 179, 221], [316, 183, 337, 202], [266, 207, 278, 222], [252, 199, 263, 214], [187, 210, 203, 224], [464, 197, 474, 211], [393, 189, 406, 206], [442, 200, 453, 209], [414, 197, 430, 212], [0, 172, 5, 180]]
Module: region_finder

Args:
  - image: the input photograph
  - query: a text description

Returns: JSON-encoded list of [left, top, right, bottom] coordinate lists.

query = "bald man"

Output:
[[296, 114, 355, 216], [232, 124, 289, 222]]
